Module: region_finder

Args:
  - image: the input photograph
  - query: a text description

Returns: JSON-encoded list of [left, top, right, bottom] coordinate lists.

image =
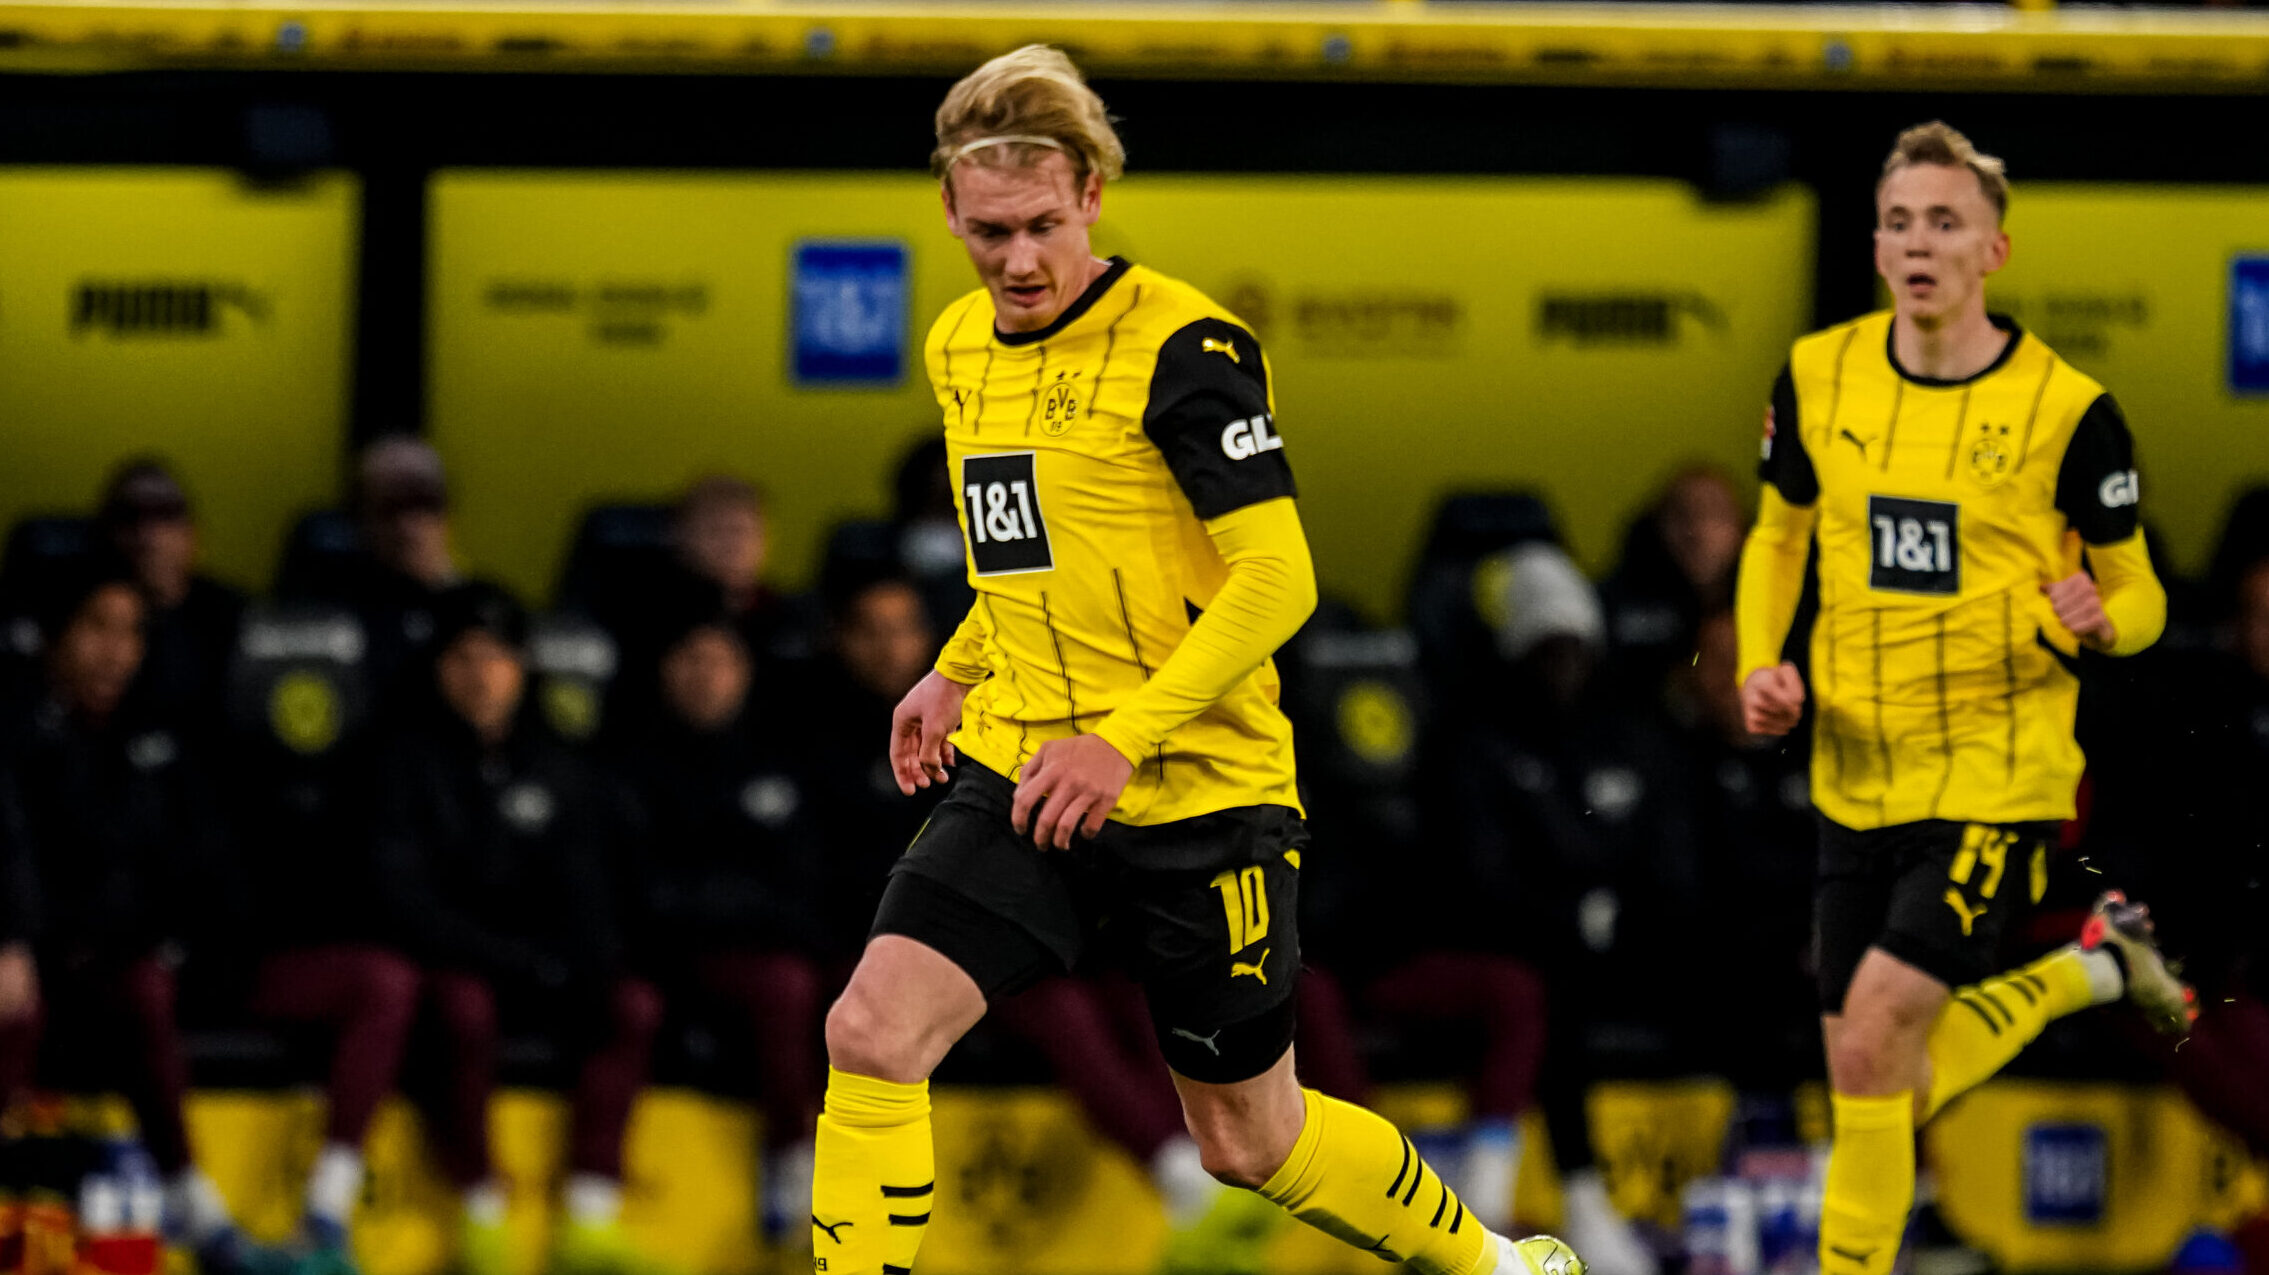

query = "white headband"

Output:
[[948, 134, 1066, 167]]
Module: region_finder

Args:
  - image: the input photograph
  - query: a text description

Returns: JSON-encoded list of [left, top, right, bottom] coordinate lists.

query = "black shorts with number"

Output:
[[1814, 814, 2054, 1013], [871, 759, 1306, 1084]]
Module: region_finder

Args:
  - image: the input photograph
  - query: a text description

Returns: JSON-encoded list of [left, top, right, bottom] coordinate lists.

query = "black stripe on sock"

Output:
[[2003, 976, 2037, 1007], [1402, 1158, 1425, 1207], [1430, 1182, 1450, 1228], [888, 1213, 931, 1227], [1386, 1137, 1414, 1198], [1450, 1199, 1465, 1235], [2018, 971, 2051, 997], [1977, 987, 2017, 1026], [1957, 994, 2004, 1035], [880, 1182, 934, 1198]]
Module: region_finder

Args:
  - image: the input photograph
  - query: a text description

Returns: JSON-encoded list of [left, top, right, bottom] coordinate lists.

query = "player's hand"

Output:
[[1011, 735, 1135, 851], [1740, 662, 1807, 736], [888, 671, 971, 796], [0, 943, 37, 1023], [2044, 572, 2117, 651]]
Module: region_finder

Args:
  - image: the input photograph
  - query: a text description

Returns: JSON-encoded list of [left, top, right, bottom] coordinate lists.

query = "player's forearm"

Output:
[[1094, 498, 1317, 762], [2086, 532, 2166, 657], [933, 603, 991, 685], [1735, 488, 1816, 683]]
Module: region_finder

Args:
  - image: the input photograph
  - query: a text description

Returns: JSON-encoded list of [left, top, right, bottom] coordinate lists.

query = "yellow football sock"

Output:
[[1819, 1091, 1914, 1275], [1257, 1089, 1497, 1275], [1922, 946, 2100, 1121], [812, 1068, 934, 1275]]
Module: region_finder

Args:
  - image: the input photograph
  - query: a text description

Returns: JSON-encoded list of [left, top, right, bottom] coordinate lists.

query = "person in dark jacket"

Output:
[[370, 582, 663, 1275], [289, 437, 461, 705], [614, 606, 825, 1241], [1670, 610, 1820, 1100], [95, 459, 244, 739], [1598, 465, 1744, 697], [1446, 542, 1707, 1275], [0, 562, 265, 1271]]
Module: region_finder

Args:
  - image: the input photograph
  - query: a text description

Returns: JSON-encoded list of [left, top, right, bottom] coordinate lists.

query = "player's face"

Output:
[[1874, 163, 2010, 327], [944, 152, 1102, 333]]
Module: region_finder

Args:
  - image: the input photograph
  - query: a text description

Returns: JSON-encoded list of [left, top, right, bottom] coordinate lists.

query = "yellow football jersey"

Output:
[[1761, 311, 2149, 830], [924, 258, 1304, 825]]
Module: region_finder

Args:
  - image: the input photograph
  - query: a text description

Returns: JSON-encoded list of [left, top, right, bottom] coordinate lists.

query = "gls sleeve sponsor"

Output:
[[1144, 318, 1297, 520], [2055, 394, 2143, 545]]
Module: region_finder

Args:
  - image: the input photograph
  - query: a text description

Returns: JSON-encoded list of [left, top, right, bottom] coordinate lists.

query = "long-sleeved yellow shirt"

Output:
[[1736, 311, 2165, 830], [925, 260, 1312, 825]]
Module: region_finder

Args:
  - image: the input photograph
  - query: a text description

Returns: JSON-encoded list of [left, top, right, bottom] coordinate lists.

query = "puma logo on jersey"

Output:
[[1231, 948, 1270, 984], [1221, 415, 1283, 461], [2099, 469, 2140, 508], [1201, 336, 1240, 363], [812, 1218, 852, 1244], [1943, 889, 1989, 936], [1839, 428, 1873, 457], [1171, 1027, 1224, 1056]]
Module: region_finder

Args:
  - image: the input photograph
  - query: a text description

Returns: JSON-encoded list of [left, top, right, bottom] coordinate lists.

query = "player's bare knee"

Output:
[[1190, 1125, 1280, 1190], [825, 989, 925, 1083]]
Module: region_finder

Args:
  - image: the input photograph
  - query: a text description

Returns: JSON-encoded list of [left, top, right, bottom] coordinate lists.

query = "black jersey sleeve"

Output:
[[1143, 318, 1298, 520], [2055, 393, 2142, 545], [1759, 363, 1820, 506]]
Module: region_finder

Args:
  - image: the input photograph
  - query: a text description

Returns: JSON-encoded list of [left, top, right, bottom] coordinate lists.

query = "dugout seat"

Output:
[[0, 515, 96, 688], [555, 503, 674, 618], [1403, 491, 1559, 727], [272, 508, 361, 601]]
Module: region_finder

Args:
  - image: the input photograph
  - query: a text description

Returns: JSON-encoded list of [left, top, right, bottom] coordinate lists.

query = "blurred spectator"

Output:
[[1599, 465, 1743, 693], [367, 582, 662, 1275], [1277, 615, 1545, 1237], [0, 562, 264, 1271], [95, 459, 244, 738], [1668, 611, 1818, 1100], [889, 438, 975, 635], [613, 607, 825, 1240], [674, 476, 816, 667], [2082, 557, 2269, 1158], [802, 572, 946, 957], [293, 436, 460, 702], [1447, 541, 1710, 1275]]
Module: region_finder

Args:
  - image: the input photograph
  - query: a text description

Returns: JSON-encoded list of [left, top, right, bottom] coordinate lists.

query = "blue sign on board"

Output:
[[2023, 1123, 2107, 1226], [2235, 256, 2269, 393], [792, 241, 908, 385]]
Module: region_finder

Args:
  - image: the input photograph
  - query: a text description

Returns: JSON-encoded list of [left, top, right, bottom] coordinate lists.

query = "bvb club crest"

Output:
[[1969, 421, 2014, 487], [1039, 373, 1080, 437]]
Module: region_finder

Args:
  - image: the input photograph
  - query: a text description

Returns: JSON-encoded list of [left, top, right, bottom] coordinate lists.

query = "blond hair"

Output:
[[931, 45, 1126, 189], [1880, 121, 2010, 221]]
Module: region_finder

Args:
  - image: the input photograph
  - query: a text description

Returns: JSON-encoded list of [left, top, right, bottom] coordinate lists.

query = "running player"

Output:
[[809, 45, 1582, 1275], [1734, 122, 2196, 1275]]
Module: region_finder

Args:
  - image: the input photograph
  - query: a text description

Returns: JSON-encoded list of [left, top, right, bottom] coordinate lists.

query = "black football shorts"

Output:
[[871, 759, 1305, 1083], [1814, 814, 2054, 1013]]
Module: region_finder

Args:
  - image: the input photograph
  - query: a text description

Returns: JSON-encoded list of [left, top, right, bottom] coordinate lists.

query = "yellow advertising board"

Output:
[[429, 172, 1814, 618], [0, 168, 358, 591], [1986, 185, 2269, 578]]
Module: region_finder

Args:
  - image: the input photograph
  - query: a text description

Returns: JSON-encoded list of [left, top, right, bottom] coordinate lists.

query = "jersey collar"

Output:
[[993, 256, 1132, 347], [1885, 312, 2024, 388]]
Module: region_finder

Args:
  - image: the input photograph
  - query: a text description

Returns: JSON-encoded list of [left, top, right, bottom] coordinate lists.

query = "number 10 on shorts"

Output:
[[1210, 866, 1271, 953]]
